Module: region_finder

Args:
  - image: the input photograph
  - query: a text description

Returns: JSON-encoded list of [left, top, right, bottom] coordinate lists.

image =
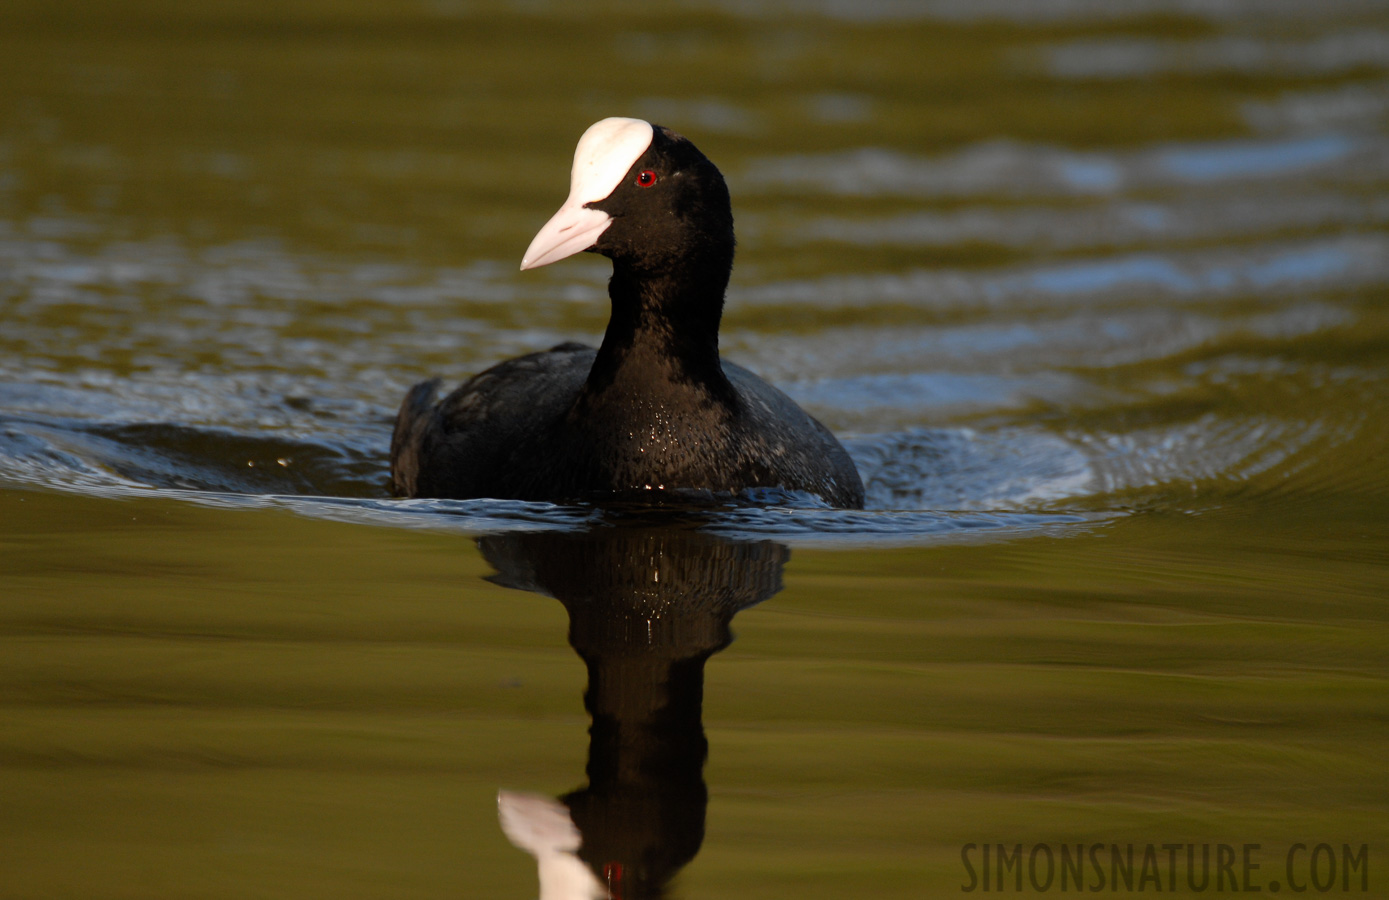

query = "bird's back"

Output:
[[390, 345, 864, 507], [390, 342, 594, 499]]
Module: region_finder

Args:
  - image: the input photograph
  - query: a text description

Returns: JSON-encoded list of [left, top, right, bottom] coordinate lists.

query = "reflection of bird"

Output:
[[390, 118, 864, 508], [488, 525, 789, 899], [497, 791, 603, 900]]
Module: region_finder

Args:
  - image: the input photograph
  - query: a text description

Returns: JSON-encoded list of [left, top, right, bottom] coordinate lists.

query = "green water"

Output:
[[2, 1, 1388, 897]]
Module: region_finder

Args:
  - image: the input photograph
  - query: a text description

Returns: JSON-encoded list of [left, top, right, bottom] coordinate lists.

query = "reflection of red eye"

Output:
[[637, 169, 657, 188]]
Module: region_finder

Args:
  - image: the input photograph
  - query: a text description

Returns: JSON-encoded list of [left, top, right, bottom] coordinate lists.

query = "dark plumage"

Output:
[[390, 119, 864, 508]]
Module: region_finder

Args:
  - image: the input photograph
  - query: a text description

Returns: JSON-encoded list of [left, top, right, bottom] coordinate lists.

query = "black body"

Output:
[[390, 125, 865, 509]]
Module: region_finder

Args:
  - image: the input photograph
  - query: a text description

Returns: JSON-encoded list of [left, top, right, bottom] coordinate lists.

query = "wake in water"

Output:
[[0, 397, 1104, 543], [0, 360, 1342, 546]]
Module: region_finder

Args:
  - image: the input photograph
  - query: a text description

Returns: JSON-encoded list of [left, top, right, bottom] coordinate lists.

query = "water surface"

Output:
[[1, 0, 1387, 896]]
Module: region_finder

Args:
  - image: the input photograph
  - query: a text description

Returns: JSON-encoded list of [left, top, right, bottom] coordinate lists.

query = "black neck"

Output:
[[583, 251, 734, 399]]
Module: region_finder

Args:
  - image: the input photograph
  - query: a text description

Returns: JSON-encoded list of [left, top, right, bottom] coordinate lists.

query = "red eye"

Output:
[[637, 169, 658, 188]]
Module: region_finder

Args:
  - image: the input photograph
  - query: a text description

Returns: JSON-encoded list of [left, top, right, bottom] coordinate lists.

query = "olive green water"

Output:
[[2, 2, 1388, 898]]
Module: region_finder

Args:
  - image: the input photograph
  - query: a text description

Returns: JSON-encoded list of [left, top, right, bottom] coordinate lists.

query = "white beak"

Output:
[[519, 117, 654, 271], [519, 202, 613, 271]]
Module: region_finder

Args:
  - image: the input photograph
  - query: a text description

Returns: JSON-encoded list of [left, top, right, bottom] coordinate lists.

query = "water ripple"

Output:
[[781, 192, 1389, 252], [732, 236, 1389, 310], [704, 0, 1381, 25], [740, 135, 1388, 198], [1043, 31, 1389, 79]]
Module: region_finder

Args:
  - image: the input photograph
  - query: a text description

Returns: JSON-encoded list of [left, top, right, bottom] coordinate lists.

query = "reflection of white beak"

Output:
[[520, 203, 613, 271], [497, 790, 605, 900]]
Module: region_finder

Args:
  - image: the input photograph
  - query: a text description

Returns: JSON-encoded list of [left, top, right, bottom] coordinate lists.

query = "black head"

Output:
[[585, 125, 735, 277], [520, 118, 735, 280]]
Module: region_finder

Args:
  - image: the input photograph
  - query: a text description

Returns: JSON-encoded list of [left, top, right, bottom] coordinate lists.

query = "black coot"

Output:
[[390, 118, 865, 508]]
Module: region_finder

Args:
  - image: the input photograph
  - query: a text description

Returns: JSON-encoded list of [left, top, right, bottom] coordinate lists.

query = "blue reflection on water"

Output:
[[1157, 134, 1354, 181], [1245, 243, 1356, 288], [1029, 256, 1198, 295]]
